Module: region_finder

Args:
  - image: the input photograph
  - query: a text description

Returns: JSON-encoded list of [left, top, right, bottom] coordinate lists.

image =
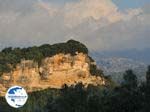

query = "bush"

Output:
[[90, 63, 104, 76]]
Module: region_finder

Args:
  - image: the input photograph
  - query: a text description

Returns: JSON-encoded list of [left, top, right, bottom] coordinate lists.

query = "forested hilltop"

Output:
[[0, 39, 108, 97], [0, 40, 89, 76]]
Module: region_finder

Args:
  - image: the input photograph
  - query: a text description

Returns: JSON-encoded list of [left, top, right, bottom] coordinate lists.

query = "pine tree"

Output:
[[122, 70, 137, 90], [146, 65, 150, 86]]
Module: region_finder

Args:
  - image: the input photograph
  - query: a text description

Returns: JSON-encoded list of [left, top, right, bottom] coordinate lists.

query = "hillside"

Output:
[[92, 49, 150, 64], [0, 40, 106, 96], [91, 52, 147, 83]]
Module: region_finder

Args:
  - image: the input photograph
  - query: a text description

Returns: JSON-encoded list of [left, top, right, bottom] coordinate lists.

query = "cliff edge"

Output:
[[0, 40, 106, 96]]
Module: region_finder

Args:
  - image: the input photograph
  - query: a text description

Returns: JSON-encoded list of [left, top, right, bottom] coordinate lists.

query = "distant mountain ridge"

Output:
[[91, 48, 150, 64], [90, 51, 148, 83], [95, 57, 146, 73]]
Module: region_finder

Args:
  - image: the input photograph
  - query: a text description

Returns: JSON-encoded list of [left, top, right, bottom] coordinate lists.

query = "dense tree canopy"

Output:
[[146, 65, 150, 85], [121, 70, 138, 90], [0, 40, 89, 76]]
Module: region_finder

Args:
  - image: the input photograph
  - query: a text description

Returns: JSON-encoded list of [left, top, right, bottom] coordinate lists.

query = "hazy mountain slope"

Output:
[[91, 52, 147, 83], [91, 48, 150, 64]]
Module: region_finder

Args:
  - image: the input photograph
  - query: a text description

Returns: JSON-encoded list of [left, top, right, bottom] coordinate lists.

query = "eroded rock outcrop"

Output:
[[0, 53, 105, 96]]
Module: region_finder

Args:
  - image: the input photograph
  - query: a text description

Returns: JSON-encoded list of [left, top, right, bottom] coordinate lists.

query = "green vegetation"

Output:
[[1, 66, 150, 112], [121, 70, 138, 90], [88, 56, 104, 77], [146, 65, 150, 85], [0, 40, 89, 76], [0, 39, 104, 77], [90, 64, 104, 76]]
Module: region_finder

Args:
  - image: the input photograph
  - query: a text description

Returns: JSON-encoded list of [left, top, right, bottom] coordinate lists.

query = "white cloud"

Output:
[[63, 0, 122, 27], [36, 0, 143, 28], [0, 0, 149, 51], [36, 1, 59, 16], [123, 8, 143, 21]]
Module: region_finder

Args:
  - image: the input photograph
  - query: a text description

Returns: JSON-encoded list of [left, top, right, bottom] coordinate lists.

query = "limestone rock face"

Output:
[[0, 53, 105, 96]]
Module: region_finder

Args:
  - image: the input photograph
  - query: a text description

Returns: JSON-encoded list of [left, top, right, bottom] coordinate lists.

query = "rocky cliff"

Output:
[[0, 52, 105, 96]]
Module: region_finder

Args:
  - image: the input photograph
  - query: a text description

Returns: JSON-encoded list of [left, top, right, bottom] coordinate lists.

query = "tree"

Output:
[[2, 47, 12, 54], [47, 83, 88, 112], [25, 46, 43, 63], [146, 65, 150, 86], [67, 39, 88, 55], [122, 70, 137, 90], [140, 65, 150, 111]]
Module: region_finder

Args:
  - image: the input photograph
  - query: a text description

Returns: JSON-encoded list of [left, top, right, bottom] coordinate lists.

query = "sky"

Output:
[[113, 0, 150, 9], [0, 0, 149, 51]]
